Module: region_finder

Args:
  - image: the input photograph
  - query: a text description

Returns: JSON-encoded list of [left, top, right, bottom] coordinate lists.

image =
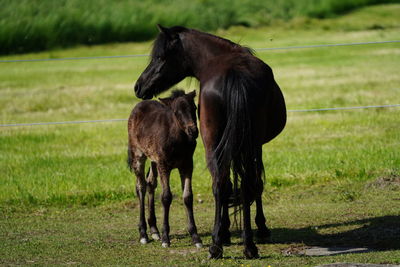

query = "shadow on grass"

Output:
[[271, 215, 400, 250], [171, 215, 400, 251]]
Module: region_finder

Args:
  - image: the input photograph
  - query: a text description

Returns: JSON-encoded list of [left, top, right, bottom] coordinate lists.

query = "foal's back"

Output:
[[128, 93, 197, 167]]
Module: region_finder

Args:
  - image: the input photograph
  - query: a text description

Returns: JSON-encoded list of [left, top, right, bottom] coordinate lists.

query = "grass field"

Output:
[[1, 4, 400, 266]]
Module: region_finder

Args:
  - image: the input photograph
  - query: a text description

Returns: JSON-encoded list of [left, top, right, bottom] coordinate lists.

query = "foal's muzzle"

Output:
[[186, 125, 199, 139]]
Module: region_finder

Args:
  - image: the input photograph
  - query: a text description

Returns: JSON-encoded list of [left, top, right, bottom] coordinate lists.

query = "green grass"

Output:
[[1, 0, 400, 54], [0, 4, 400, 265]]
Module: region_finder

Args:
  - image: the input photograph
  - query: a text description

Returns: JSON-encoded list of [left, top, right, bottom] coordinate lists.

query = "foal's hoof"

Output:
[[151, 233, 161, 241], [208, 245, 223, 259], [139, 237, 148, 245], [243, 244, 259, 259], [161, 242, 170, 248], [195, 242, 203, 249]]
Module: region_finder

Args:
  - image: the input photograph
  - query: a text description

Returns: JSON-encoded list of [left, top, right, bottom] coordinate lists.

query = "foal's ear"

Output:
[[159, 97, 173, 107], [187, 90, 196, 99]]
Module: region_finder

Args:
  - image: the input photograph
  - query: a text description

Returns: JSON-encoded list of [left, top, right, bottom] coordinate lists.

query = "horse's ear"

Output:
[[157, 24, 172, 36], [159, 97, 173, 107], [157, 24, 166, 33], [187, 90, 196, 99], [157, 24, 177, 41]]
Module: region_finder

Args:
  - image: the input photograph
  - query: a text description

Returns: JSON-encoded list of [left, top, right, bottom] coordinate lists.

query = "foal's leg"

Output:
[[178, 161, 202, 248], [146, 162, 160, 241], [158, 163, 173, 247], [129, 147, 148, 244]]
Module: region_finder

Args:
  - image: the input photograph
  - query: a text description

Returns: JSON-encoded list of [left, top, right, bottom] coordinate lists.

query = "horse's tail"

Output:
[[214, 68, 264, 206]]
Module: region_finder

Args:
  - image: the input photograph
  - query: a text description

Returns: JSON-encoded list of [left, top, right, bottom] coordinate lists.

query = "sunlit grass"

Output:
[[1, 5, 399, 206]]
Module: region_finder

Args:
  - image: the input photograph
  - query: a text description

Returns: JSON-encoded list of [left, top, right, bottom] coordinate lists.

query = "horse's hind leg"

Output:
[[158, 163, 173, 248], [179, 161, 203, 248], [255, 196, 272, 243], [241, 182, 259, 259], [254, 147, 272, 243], [146, 162, 160, 241], [128, 146, 148, 244]]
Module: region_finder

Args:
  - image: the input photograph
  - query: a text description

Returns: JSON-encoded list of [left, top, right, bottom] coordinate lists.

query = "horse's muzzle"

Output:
[[134, 83, 152, 100]]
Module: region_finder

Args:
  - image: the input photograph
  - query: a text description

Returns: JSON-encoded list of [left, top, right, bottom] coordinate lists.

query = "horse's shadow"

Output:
[[271, 215, 400, 250], [171, 215, 400, 253]]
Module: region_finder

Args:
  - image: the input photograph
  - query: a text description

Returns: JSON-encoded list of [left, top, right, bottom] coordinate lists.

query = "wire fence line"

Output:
[[1, 104, 399, 128], [1, 40, 399, 63]]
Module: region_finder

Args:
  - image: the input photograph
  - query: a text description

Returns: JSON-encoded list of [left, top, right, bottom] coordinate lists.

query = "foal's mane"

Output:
[[169, 89, 186, 99]]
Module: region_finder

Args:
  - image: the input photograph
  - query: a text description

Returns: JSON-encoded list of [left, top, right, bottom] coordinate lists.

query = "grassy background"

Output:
[[1, 0, 400, 54], [0, 3, 399, 266]]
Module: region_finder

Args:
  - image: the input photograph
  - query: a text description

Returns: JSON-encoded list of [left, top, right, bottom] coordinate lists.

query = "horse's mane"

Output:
[[192, 29, 254, 55], [151, 26, 254, 58]]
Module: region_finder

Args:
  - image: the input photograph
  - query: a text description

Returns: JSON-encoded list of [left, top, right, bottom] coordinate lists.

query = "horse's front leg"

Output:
[[158, 163, 172, 247], [179, 161, 202, 248], [146, 162, 160, 241]]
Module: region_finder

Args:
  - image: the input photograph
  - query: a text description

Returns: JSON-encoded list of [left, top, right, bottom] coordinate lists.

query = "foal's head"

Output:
[[134, 25, 191, 100], [159, 90, 198, 139]]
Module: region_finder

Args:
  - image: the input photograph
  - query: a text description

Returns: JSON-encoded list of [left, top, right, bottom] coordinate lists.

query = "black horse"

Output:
[[134, 25, 286, 259]]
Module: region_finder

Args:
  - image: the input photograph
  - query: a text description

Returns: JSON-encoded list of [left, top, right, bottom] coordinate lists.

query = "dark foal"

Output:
[[134, 25, 286, 259], [127, 89, 202, 248]]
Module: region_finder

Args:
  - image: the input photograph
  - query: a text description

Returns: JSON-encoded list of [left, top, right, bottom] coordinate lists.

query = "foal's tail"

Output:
[[127, 142, 134, 172], [214, 68, 264, 204]]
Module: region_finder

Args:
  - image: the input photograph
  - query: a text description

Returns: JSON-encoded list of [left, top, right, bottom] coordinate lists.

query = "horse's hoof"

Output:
[[208, 245, 223, 259], [243, 245, 259, 259], [140, 237, 148, 245], [151, 233, 160, 241], [161, 242, 170, 248], [195, 242, 203, 249]]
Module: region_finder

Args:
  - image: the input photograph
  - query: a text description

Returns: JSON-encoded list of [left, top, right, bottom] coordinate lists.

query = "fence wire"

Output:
[[1, 39, 399, 128], [1, 40, 399, 63], [1, 104, 399, 128]]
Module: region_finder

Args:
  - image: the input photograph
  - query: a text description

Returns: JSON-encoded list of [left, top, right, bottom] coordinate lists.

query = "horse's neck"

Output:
[[185, 32, 237, 79]]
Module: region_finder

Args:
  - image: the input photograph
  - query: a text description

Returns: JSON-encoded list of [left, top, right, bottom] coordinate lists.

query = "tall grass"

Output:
[[1, 0, 399, 55]]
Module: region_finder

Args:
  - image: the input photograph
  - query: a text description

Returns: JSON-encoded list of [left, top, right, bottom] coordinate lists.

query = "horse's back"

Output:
[[201, 53, 286, 144]]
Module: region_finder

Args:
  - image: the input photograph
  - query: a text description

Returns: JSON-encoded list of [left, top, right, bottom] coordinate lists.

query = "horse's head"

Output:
[[159, 90, 198, 140], [134, 25, 190, 100]]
